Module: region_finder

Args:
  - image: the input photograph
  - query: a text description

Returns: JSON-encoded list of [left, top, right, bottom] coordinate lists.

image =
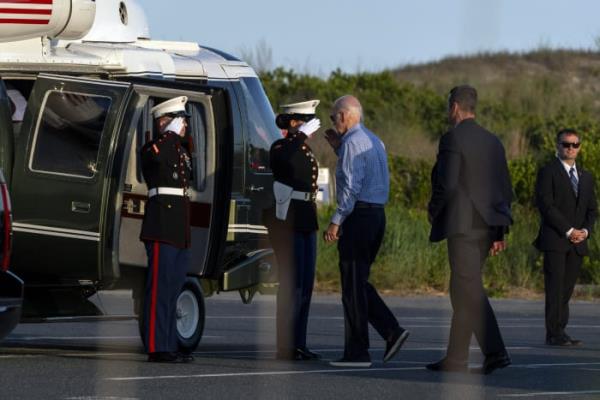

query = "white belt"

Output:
[[148, 187, 185, 197], [290, 190, 315, 201]]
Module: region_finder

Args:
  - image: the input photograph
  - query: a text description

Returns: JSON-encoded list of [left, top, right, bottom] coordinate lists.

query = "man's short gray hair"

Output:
[[334, 95, 363, 121]]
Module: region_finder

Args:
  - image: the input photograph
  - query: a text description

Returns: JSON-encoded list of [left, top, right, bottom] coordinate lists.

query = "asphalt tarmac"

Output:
[[2, 291, 600, 400]]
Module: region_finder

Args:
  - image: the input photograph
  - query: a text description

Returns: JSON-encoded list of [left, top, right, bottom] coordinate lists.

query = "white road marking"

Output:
[[206, 316, 599, 329], [0, 355, 44, 359], [106, 366, 424, 382], [65, 397, 140, 400], [12, 336, 142, 341], [514, 362, 600, 368], [58, 352, 144, 358], [499, 390, 600, 398], [10, 335, 221, 341], [193, 346, 534, 355], [205, 315, 555, 322]]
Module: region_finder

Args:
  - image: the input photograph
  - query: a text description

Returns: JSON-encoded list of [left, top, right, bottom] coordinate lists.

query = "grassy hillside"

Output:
[[263, 49, 600, 164], [395, 50, 600, 105]]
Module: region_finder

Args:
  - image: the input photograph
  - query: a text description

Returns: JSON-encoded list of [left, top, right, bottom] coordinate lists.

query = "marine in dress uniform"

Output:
[[140, 96, 194, 363], [267, 100, 322, 360]]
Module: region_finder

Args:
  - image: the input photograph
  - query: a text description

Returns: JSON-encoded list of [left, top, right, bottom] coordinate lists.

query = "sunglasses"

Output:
[[329, 112, 340, 122], [561, 142, 581, 149]]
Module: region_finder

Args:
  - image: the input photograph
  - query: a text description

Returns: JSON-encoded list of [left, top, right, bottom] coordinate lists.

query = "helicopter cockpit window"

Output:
[[239, 78, 282, 173], [29, 91, 112, 178]]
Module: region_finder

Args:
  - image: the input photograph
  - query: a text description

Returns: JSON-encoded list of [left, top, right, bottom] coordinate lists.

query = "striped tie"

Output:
[[569, 167, 579, 197]]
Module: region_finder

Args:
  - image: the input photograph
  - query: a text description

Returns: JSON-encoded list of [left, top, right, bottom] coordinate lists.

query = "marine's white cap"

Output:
[[151, 96, 190, 119], [279, 99, 320, 115]]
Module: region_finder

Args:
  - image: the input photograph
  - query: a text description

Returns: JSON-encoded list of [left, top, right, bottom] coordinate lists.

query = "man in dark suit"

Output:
[[427, 85, 513, 375], [534, 128, 598, 346]]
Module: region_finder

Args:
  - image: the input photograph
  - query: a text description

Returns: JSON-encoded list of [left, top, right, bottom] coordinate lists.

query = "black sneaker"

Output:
[[383, 328, 410, 363], [329, 358, 372, 368], [470, 351, 511, 375]]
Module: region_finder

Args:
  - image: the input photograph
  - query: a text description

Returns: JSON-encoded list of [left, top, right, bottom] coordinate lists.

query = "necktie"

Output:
[[569, 167, 579, 196]]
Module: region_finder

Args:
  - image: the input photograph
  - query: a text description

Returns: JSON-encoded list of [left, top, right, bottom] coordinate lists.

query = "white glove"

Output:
[[298, 118, 321, 137], [163, 117, 186, 135]]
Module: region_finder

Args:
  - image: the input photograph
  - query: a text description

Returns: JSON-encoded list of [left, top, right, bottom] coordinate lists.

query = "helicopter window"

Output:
[[135, 99, 154, 183], [239, 78, 282, 173], [29, 91, 112, 178], [189, 102, 207, 191]]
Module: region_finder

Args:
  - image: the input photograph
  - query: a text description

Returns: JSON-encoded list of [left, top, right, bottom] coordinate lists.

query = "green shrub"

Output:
[[316, 205, 565, 296]]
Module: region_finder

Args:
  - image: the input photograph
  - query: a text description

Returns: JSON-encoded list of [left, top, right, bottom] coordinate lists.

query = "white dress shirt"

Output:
[[558, 157, 588, 239]]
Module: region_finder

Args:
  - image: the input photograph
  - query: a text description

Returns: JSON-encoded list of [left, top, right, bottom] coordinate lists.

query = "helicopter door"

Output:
[[10, 74, 132, 283], [237, 77, 279, 237], [0, 80, 15, 185]]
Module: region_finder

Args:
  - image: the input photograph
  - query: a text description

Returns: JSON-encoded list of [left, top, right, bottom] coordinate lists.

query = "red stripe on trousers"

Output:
[[149, 241, 160, 353]]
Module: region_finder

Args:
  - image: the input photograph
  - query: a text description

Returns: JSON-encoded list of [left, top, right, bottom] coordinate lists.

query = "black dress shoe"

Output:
[[563, 334, 582, 346], [295, 347, 322, 360], [546, 336, 573, 346], [426, 357, 468, 372], [472, 351, 511, 375], [383, 328, 410, 363], [148, 352, 186, 363], [178, 352, 195, 362]]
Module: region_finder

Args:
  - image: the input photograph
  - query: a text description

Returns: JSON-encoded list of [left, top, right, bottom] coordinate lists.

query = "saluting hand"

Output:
[[323, 223, 340, 243], [489, 240, 507, 257], [324, 129, 342, 150], [298, 118, 321, 137]]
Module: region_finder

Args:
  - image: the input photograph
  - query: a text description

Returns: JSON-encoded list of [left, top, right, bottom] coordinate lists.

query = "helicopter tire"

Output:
[[175, 277, 205, 354]]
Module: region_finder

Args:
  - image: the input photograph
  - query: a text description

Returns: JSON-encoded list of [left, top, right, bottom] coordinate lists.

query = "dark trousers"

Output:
[[446, 232, 506, 362], [543, 249, 582, 339], [338, 208, 400, 360], [274, 230, 317, 352], [143, 241, 189, 354]]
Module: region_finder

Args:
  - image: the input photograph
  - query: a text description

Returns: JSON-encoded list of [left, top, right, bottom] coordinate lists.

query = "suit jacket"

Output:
[[428, 118, 513, 242], [267, 131, 319, 232], [139, 132, 192, 249], [534, 158, 598, 255]]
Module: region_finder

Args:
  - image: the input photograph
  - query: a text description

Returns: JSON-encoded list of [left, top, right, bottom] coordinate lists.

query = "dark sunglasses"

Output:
[[561, 142, 581, 149], [329, 112, 340, 122]]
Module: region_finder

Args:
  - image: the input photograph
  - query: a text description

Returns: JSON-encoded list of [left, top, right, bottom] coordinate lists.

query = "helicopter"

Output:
[[0, 0, 281, 352]]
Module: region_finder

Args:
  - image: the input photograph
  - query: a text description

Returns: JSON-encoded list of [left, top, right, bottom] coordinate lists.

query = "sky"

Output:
[[142, 0, 600, 74]]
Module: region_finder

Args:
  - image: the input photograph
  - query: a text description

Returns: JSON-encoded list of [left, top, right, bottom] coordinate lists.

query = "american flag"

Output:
[[0, 0, 53, 25]]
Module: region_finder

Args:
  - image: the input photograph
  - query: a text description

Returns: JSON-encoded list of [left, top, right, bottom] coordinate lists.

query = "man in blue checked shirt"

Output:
[[323, 95, 409, 368]]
